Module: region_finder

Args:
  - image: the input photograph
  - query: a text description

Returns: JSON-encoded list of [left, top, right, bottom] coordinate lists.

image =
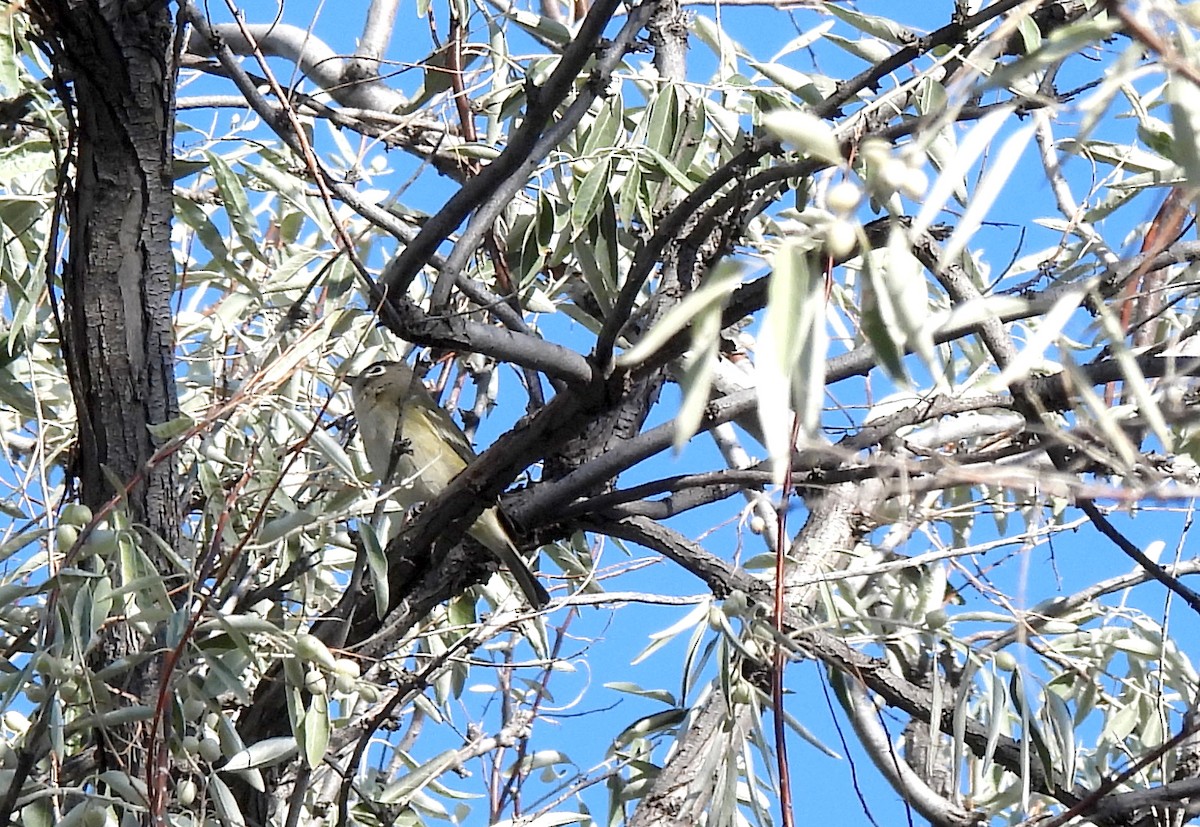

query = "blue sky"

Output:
[[181, 1, 1200, 823], [0, 1, 1190, 825]]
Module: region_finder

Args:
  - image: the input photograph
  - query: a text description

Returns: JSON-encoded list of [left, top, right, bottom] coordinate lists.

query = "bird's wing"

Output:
[[415, 400, 479, 466], [382, 401, 408, 483]]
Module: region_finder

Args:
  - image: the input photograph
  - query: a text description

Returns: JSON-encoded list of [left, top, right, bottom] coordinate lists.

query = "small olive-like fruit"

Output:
[[826, 181, 862, 214], [177, 778, 198, 807], [332, 658, 360, 680], [197, 736, 222, 763], [56, 524, 79, 552], [83, 529, 119, 555], [304, 669, 327, 696], [825, 219, 859, 259], [61, 504, 94, 527], [877, 158, 909, 193]]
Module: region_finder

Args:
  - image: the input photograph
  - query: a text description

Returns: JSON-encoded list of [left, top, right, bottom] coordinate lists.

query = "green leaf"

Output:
[[938, 121, 1035, 267], [603, 682, 677, 706], [198, 614, 283, 636], [257, 510, 316, 545], [0, 140, 52, 189], [986, 16, 1120, 92], [582, 93, 623, 157], [611, 709, 688, 749], [19, 802, 51, 827], [762, 110, 842, 166], [175, 196, 231, 266], [0, 23, 24, 97], [570, 156, 612, 238], [504, 8, 573, 46], [1016, 14, 1042, 55], [825, 34, 895, 65], [208, 774, 247, 827], [756, 240, 827, 474], [750, 61, 826, 107], [97, 770, 149, 806], [72, 705, 155, 732], [574, 224, 616, 317], [615, 262, 741, 369], [509, 201, 546, 287], [692, 14, 744, 78], [701, 98, 741, 147], [672, 262, 745, 451], [281, 407, 357, 478], [361, 522, 389, 619], [644, 85, 680, 159], [301, 694, 330, 770], [638, 147, 697, 191], [616, 156, 642, 228], [172, 157, 210, 181], [1042, 688, 1076, 784], [1170, 76, 1200, 186], [671, 98, 707, 177], [378, 749, 463, 805], [224, 736, 299, 771], [826, 3, 917, 45], [205, 151, 268, 264], [0, 525, 45, 564], [861, 249, 917, 381], [913, 106, 1013, 239], [146, 414, 196, 441]]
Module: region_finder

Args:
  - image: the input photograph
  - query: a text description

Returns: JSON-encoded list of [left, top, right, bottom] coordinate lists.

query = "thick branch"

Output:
[[346, 0, 401, 83], [187, 22, 407, 112]]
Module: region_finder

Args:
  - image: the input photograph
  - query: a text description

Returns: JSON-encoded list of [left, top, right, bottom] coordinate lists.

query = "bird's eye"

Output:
[[365, 363, 388, 377]]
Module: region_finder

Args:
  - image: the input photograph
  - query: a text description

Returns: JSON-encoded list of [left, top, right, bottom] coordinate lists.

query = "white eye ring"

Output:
[[365, 363, 388, 377]]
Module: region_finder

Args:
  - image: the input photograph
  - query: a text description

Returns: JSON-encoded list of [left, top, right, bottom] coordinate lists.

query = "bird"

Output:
[[349, 360, 550, 608]]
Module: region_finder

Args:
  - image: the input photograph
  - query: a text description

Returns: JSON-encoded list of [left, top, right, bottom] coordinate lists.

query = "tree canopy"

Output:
[[1, 1, 1200, 826]]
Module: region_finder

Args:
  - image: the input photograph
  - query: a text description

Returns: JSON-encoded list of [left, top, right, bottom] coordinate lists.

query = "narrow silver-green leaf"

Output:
[[570, 156, 612, 238], [361, 522, 389, 619], [763, 110, 842, 166], [644, 85, 680, 159], [582, 93, 623, 157], [223, 736, 299, 771], [615, 262, 742, 368], [639, 148, 698, 191], [826, 3, 917, 45], [205, 151, 267, 264], [208, 774, 247, 827], [301, 694, 330, 770], [756, 240, 826, 477]]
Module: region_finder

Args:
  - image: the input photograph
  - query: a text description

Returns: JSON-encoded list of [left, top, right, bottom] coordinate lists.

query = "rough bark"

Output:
[[29, 0, 180, 799], [46, 1, 179, 522]]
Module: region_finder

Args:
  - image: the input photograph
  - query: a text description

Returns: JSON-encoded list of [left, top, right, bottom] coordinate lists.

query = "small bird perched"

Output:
[[350, 360, 550, 608]]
